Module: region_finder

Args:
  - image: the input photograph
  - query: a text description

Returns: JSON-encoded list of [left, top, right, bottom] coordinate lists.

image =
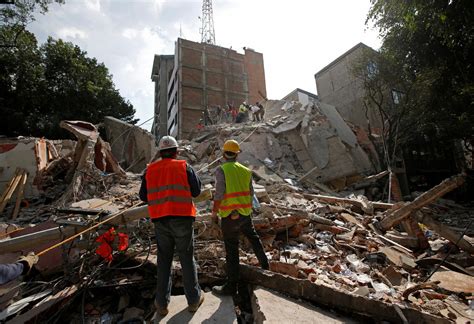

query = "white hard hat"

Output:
[[158, 136, 178, 151]]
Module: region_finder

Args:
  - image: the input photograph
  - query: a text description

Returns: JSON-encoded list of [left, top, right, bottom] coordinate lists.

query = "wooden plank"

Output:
[[0, 169, 23, 214], [416, 212, 474, 254], [12, 172, 28, 220], [303, 193, 393, 211], [379, 174, 465, 231], [240, 264, 448, 324], [0, 169, 20, 206]]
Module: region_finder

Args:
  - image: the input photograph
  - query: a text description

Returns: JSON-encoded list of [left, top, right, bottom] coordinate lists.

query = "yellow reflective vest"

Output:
[[218, 162, 252, 217]]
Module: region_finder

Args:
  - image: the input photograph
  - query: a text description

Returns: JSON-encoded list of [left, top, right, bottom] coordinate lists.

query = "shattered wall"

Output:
[[0, 138, 57, 197], [264, 99, 374, 187], [315, 43, 383, 132], [103, 116, 158, 173]]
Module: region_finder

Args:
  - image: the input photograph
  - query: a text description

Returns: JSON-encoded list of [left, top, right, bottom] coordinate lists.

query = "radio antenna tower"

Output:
[[200, 0, 215, 44]]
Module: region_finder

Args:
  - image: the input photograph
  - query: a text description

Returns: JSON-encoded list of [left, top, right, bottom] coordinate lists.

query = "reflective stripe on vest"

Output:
[[218, 162, 252, 218], [146, 159, 196, 219]]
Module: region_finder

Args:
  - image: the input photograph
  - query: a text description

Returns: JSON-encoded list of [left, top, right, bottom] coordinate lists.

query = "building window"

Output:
[[367, 61, 378, 79], [391, 89, 404, 105]]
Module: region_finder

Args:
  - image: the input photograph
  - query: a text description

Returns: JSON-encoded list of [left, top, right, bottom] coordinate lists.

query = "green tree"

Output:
[[1, 0, 64, 48], [367, 0, 474, 151], [0, 32, 136, 138], [351, 49, 417, 176]]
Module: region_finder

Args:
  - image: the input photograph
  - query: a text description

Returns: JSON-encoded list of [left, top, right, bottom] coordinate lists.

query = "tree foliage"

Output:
[[367, 0, 474, 147], [1, 0, 64, 48], [0, 30, 136, 138], [351, 48, 417, 171]]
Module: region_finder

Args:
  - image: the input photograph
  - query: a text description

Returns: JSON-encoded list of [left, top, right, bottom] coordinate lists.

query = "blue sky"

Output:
[[29, 0, 381, 130]]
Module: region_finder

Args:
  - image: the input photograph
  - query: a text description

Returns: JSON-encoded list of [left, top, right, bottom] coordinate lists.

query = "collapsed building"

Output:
[[1, 36, 474, 323], [0, 92, 473, 323]]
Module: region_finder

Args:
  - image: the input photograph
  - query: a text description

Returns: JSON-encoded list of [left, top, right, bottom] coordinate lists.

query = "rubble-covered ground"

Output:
[[1, 101, 473, 323]]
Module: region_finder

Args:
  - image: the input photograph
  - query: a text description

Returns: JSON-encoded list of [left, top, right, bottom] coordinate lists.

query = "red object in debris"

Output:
[[95, 227, 128, 261], [96, 227, 116, 244], [95, 228, 116, 261], [118, 233, 129, 251], [96, 242, 113, 262]]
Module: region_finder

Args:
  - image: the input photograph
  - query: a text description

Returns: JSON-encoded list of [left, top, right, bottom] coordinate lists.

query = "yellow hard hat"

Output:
[[223, 140, 241, 153]]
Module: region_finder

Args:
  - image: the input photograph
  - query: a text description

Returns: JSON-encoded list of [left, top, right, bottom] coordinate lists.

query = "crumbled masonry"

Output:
[[0, 100, 473, 323]]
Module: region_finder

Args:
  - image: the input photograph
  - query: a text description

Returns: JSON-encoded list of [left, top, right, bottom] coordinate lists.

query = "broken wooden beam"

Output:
[[56, 207, 111, 216], [415, 212, 474, 254], [350, 170, 389, 190], [303, 193, 393, 211], [378, 174, 465, 231], [11, 171, 27, 220], [0, 169, 24, 214], [240, 264, 448, 324]]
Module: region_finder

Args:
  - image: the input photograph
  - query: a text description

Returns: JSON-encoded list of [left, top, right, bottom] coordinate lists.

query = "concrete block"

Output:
[[153, 292, 237, 324], [252, 287, 354, 324]]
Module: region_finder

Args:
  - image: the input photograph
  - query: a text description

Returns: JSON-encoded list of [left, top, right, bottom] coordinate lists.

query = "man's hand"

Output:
[[211, 212, 219, 225], [18, 252, 39, 274]]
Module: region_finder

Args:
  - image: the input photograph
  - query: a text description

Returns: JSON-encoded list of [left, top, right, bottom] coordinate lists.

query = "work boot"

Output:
[[154, 299, 169, 316], [188, 293, 205, 312], [212, 283, 237, 296]]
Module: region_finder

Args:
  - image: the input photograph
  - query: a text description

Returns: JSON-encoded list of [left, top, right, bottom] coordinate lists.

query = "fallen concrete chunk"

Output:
[[252, 287, 354, 324], [240, 265, 448, 324], [152, 291, 236, 323], [431, 271, 474, 294], [379, 247, 417, 270]]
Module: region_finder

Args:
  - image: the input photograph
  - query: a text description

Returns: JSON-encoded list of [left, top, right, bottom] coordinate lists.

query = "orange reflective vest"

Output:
[[145, 159, 196, 219]]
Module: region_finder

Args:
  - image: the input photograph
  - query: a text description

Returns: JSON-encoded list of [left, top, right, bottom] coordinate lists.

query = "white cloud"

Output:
[[85, 0, 101, 12], [122, 28, 138, 39], [124, 63, 134, 73], [29, 0, 382, 130], [57, 27, 87, 40]]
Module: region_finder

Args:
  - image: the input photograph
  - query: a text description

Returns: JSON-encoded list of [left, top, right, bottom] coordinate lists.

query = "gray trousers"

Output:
[[153, 217, 201, 307]]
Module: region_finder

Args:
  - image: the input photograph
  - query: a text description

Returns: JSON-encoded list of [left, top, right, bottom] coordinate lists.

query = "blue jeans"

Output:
[[153, 217, 201, 307]]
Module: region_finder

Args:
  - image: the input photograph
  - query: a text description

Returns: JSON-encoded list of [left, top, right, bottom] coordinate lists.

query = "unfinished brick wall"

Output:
[[244, 48, 267, 105], [174, 39, 266, 138]]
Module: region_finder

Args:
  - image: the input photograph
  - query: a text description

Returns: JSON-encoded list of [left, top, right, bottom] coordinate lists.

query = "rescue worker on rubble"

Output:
[[0, 252, 38, 285], [211, 140, 269, 296], [236, 102, 248, 123], [139, 136, 204, 316]]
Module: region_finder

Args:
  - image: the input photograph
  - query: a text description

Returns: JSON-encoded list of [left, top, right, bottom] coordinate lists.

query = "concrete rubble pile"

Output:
[[0, 109, 473, 323]]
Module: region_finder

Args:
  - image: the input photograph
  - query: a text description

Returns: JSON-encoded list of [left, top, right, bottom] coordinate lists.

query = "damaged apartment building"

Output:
[[315, 43, 471, 194], [151, 37, 267, 139]]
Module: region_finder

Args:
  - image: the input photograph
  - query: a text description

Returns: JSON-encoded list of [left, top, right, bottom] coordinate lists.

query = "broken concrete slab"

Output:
[[152, 292, 236, 324], [103, 116, 158, 173], [431, 271, 474, 294], [240, 265, 448, 324], [252, 287, 355, 324]]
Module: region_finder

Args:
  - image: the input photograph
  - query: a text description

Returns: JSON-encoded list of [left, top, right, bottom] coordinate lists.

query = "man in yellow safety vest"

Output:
[[211, 140, 269, 295]]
